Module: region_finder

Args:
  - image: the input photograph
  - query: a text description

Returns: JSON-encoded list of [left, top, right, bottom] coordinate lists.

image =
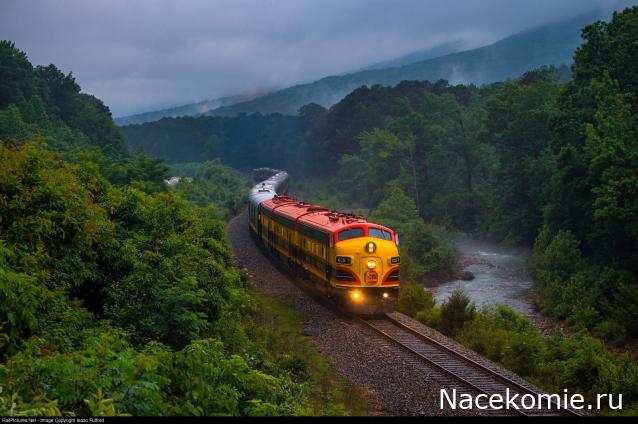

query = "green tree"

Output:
[[483, 70, 560, 243], [0, 41, 40, 109], [36, 64, 80, 122], [439, 289, 476, 336], [371, 187, 457, 281], [583, 72, 638, 271], [549, 6, 638, 260]]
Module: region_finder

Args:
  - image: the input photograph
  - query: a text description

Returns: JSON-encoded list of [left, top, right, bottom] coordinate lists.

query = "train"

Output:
[[248, 169, 400, 313]]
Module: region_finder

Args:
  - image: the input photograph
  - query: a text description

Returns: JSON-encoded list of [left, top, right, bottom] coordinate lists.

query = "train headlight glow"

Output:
[[365, 242, 376, 253], [367, 259, 376, 269], [383, 292, 389, 299], [351, 291, 362, 301]]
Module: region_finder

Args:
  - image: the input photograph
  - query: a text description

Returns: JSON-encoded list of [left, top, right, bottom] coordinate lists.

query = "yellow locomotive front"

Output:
[[330, 224, 400, 311]]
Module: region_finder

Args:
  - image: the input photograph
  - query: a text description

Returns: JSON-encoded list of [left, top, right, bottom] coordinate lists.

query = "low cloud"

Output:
[[1, 0, 635, 116]]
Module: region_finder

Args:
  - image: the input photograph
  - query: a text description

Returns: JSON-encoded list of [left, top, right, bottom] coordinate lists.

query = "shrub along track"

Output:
[[228, 209, 580, 416]]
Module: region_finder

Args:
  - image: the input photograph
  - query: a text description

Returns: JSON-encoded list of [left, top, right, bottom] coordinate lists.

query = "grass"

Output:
[[246, 291, 370, 416]]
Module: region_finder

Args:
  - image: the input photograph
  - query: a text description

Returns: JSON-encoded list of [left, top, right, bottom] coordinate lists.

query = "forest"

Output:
[[122, 7, 638, 413], [0, 40, 356, 415], [125, 6, 638, 345]]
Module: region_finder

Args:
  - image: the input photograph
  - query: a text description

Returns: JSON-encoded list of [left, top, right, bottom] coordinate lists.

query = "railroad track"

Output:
[[356, 313, 584, 417]]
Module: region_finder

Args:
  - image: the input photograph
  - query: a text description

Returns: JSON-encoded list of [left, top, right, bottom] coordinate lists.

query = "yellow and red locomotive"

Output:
[[249, 170, 400, 313]]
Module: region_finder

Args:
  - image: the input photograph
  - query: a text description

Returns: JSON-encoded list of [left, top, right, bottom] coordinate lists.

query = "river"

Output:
[[430, 236, 537, 316]]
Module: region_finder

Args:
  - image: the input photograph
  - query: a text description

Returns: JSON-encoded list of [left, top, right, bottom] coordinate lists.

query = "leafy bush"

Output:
[[593, 321, 628, 346], [397, 284, 435, 316], [415, 307, 441, 328], [1, 327, 169, 415], [527, 226, 638, 341], [0, 387, 62, 416], [0, 245, 47, 357], [101, 185, 246, 349], [454, 305, 638, 413], [528, 227, 584, 290], [0, 142, 115, 293], [170, 338, 311, 416], [439, 289, 476, 336]]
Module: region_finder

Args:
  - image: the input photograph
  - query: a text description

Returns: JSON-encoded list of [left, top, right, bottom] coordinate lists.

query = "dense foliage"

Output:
[[527, 227, 638, 344], [0, 42, 127, 157], [0, 42, 355, 416], [522, 7, 638, 340], [0, 142, 330, 416], [370, 187, 458, 282], [168, 160, 249, 219], [0, 40, 168, 193], [398, 287, 638, 414], [123, 113, 301, 169]]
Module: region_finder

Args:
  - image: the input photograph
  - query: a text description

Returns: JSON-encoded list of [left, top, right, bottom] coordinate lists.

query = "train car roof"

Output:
[[249, 171, 289, 206], [261, 196, 392, 234]]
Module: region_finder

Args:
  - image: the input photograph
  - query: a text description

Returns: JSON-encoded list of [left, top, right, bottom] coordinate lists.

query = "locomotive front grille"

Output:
[[385, 269, 399, 282], [336, 270, 356, 281]]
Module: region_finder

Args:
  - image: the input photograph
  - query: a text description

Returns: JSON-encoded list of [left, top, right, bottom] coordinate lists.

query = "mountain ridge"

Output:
[[207, 11, 599, 117], [117, 10, 602, 125], [114, 91, 267, 126]]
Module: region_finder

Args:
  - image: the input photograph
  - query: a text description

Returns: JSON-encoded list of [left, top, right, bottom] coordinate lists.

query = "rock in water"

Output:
[[458, 270, 475, 281]]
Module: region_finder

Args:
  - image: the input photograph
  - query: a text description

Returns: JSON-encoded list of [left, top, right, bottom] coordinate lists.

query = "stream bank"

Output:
[[430, 236, 561, 335]]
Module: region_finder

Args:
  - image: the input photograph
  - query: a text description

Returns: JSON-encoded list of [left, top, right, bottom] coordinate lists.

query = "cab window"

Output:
[[338, 228, 364, 241], [368, 228, 392, 241]]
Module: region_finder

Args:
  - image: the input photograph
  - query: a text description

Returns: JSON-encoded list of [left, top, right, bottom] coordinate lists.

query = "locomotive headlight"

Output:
[[383, 292, 389, 299], [367, 259, 376, 269], [351, 291, 362, 302], [365, 242, 376, 254]]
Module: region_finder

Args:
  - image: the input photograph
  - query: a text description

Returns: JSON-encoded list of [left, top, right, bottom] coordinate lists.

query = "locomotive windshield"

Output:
[[338, 228, 364, 241], [368, 228, 392, 240]]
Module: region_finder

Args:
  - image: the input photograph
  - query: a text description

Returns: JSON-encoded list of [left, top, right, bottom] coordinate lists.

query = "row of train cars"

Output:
[[248, 168, 401, 314]]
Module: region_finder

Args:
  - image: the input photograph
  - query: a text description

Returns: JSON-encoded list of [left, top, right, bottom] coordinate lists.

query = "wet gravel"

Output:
[[227, 210, 495, 416]]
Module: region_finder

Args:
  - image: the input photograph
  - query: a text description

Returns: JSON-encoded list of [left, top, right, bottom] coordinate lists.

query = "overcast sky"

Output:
[[1, 0, 635, 117]]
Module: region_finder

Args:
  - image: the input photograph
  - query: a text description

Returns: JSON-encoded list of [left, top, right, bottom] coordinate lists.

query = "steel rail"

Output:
[[355, 313, 583, 417]]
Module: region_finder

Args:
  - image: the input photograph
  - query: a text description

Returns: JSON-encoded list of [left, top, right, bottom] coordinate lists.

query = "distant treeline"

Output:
[[124, 112, 300, 169], [122, 79, 478, 174]]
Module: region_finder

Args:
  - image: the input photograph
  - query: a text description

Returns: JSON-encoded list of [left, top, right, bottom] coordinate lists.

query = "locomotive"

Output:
[[248, 169, 400, 313]]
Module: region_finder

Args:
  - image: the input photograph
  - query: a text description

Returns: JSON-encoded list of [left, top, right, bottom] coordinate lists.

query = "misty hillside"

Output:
[[113, 91, 265, 126], [353, 39, 469, 71], [207, 12, 596, 117], [115, 11, 599, 124]]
